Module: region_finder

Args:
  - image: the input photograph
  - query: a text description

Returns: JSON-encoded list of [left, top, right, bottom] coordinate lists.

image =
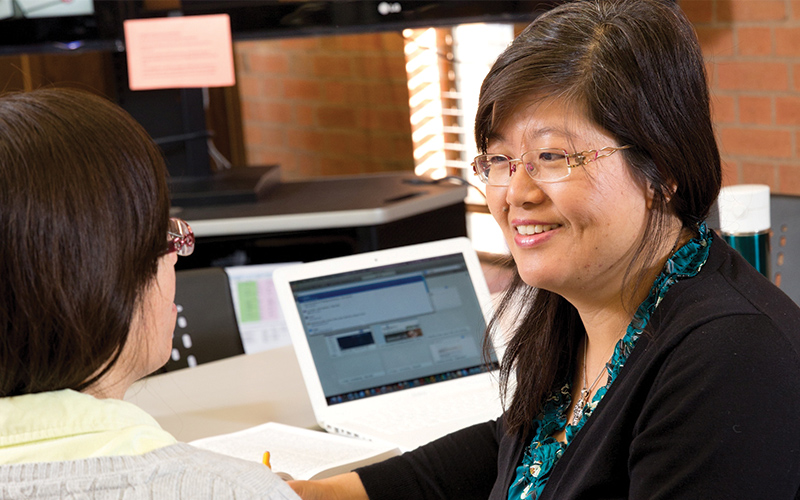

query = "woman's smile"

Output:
[[515, 223, 561, 236], [511, 219, 562, 248]]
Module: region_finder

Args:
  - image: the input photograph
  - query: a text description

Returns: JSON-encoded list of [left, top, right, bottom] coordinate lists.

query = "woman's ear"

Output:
[[646, 181, 677, 210], [664, 181, 678, 205]]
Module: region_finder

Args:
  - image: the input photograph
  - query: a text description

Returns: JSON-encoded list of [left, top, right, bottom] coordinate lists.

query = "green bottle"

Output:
[[718, 185, 770, 279]]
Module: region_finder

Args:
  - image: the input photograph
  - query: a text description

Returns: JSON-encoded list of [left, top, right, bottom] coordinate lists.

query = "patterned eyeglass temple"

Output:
[[167, 217, 195, 257], [568, 145, 632, 168]]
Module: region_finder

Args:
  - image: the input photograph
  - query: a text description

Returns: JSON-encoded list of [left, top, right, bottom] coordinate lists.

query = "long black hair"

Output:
[[0, 88, 170, 396]]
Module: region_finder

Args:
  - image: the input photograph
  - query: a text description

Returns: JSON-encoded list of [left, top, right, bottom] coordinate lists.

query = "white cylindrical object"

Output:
[[717, 184, 770, 235]]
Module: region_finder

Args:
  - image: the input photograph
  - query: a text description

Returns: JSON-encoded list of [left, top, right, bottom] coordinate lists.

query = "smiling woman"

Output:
[[288, 1, 800, 499]]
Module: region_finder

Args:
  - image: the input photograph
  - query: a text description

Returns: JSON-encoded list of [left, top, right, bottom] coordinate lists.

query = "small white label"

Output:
[[377, 2, 402, 15]]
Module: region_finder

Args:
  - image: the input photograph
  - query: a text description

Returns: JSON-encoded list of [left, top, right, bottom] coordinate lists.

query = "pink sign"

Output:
[[124, 14, 235, 91]]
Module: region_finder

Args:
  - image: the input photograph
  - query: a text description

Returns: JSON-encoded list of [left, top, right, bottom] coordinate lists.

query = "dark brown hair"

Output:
[[0, 88, 170, 396], [477, 0, 722, 434]]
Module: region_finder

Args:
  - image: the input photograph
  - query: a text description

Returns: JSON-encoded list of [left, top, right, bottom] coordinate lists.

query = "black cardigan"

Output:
[[357, 237, 800, 499]]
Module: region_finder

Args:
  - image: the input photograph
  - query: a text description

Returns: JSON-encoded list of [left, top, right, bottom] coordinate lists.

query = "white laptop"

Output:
[[272, 237, 503, 451]]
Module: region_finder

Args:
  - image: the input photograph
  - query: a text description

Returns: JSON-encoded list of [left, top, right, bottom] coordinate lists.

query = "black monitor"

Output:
[[0, 0, 126, 54], [184, 1, 561, 40]]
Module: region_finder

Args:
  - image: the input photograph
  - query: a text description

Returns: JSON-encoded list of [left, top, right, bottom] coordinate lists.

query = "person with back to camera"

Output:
[[0, 88, 300, 499], [289, 0, 800, 499]]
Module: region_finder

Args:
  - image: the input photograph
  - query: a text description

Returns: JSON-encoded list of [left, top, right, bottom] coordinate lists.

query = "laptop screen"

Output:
[[287, 253, 498, 405]]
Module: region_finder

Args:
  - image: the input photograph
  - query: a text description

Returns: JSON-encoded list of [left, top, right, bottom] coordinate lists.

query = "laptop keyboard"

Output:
[[342, 386, 502, 435]]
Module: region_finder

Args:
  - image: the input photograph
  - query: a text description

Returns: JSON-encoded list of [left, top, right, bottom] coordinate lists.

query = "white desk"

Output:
[[125, 345, 318, 442]]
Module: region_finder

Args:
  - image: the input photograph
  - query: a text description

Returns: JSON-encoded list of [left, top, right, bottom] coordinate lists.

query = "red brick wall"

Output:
[[234, 33, 414, 181], [235, 4, 800, 191], [682, 0, 800, 193]]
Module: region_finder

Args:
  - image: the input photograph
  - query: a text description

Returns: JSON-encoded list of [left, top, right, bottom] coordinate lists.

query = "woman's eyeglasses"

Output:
[[167, 217, 195, 257], [472, 145, 631, 186]]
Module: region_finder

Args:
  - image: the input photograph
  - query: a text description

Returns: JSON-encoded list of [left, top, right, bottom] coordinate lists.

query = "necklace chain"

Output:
[[570, 336, 612, 427], [569, 231, 685, 427]]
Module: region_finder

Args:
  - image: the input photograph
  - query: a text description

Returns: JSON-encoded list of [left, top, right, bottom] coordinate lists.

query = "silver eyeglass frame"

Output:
[[471, 145, 632, 186]]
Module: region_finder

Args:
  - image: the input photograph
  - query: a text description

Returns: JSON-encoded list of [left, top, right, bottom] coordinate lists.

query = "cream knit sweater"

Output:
[[0, 443, 299, 499]]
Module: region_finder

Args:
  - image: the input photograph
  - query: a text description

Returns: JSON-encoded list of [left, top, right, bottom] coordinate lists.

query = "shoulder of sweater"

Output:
[[628, 238, 800, 376], [0, 443, 299, 499], [653, 237, 800, 337], [137, 443, 295, 488]]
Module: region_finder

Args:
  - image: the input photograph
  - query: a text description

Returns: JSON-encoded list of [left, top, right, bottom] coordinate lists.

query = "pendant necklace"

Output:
[[570, 337, 610, 427]]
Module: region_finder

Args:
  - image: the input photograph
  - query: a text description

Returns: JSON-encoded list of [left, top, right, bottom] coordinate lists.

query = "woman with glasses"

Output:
[[0, 88, 298, 499], [291, 1, 800, 499]]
